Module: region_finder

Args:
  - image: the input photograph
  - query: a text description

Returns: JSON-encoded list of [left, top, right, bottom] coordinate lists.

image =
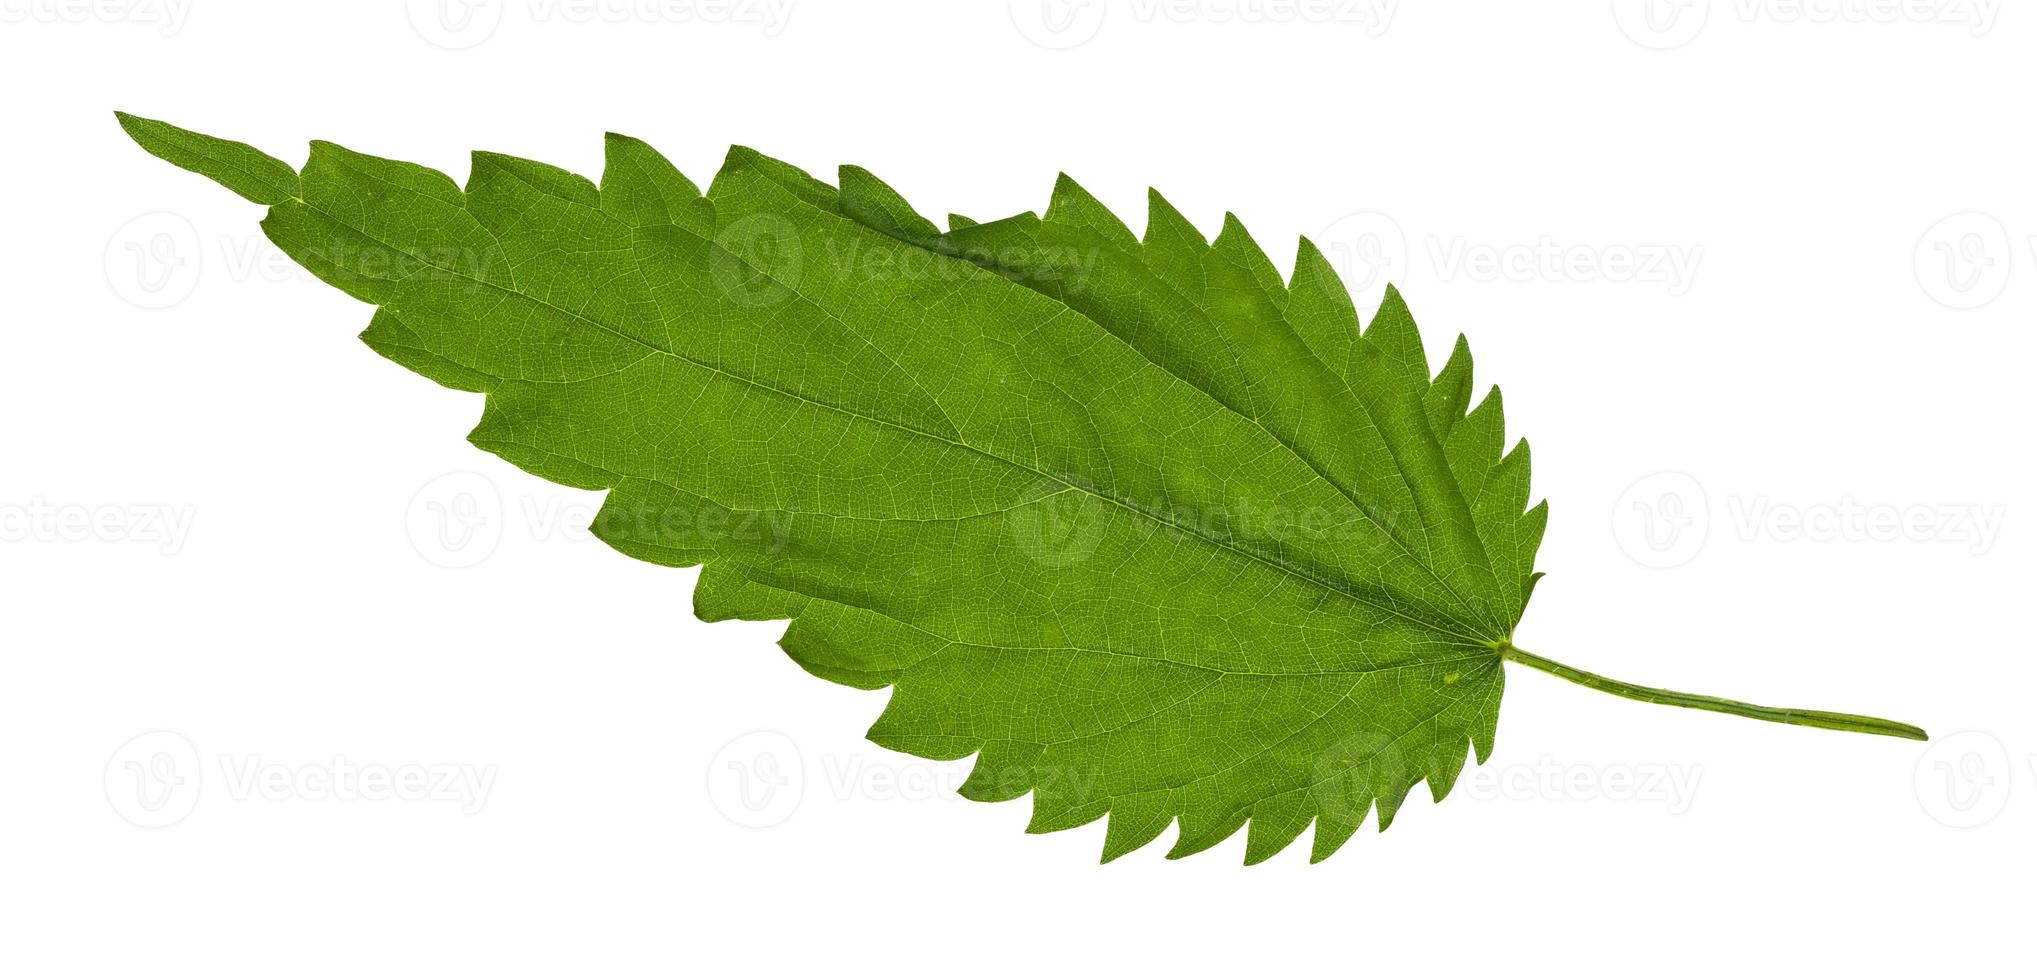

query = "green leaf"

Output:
[[120, 114, 1928, 864], [116, 112, 300, 206]]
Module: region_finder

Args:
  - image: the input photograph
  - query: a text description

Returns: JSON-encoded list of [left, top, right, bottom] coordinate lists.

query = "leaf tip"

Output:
[[1377, 280, 1410, 316], [1048, 171, 1087, 212], [112, 109, 150, 147], [1142, 186, 1199, 244], [117, 111, 301, 206]]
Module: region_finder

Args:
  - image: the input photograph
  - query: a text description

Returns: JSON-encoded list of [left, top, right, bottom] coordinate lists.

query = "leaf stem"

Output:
[[1495, 642, 1927, 741]]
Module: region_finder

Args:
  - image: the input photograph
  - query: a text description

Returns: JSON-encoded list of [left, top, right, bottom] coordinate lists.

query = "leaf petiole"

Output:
[[1496, 642, 1928, 741]]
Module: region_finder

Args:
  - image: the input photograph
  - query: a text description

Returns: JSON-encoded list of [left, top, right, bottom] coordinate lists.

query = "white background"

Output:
[[2, 0, 2028, 975]]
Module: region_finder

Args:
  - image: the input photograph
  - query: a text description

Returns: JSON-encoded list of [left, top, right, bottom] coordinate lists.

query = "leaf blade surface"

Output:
[[124, 117, 1550, 862]]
